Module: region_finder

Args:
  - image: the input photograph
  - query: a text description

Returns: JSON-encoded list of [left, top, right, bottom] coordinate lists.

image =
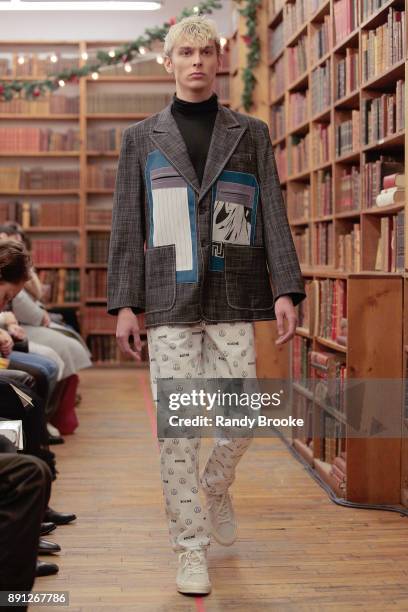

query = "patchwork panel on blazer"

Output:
[[145, 149, 198, 283], [210, 170, 259, 272]]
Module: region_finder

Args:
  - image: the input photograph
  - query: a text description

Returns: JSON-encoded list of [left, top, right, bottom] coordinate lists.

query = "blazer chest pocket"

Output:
[[224, 243, 274, 311], [145, 244, 176, 313]]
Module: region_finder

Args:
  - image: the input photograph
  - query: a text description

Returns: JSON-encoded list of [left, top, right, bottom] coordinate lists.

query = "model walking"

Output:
[[107, 15, 306, 596]]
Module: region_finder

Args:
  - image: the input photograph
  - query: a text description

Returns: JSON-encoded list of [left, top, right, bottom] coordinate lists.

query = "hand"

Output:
[[0, 329, 14, 357], [274, 295, 297, 345], [116, 308, 142, 361], [7, 323, 26, 341], [41, 311, 51, 327]]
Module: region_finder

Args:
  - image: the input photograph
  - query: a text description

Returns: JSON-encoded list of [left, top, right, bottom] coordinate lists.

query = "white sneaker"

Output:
[[176, 548, 211, 595], [206, 491, 237, 546]]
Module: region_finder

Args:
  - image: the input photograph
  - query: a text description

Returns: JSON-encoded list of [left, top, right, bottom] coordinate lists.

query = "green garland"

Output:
[[0, 0, 260, 110], [0, 0, 222, 101], [232, 0, 261, 111]]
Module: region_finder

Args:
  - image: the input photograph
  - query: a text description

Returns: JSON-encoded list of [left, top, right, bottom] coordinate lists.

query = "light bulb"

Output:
[[91, 72, 99, 80], [124, 63, 132, 72], [82, 52, 88, 60], [17, 56, 25, 65], [220, 37, 227, 48], [50, 54, 58, 63], [58, 80, 65, 87], [156, 56, 164, 64], [139, 46, 146, 55], [108, 49, 115, 58]]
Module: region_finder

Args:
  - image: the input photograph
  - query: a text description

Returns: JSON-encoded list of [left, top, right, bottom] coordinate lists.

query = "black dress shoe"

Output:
[[38, 538, 61, 554], [44, 507, 76, 525], [36, 560, 59, 577], [48, 434, 65, 445], [40, 522, 57, 536]]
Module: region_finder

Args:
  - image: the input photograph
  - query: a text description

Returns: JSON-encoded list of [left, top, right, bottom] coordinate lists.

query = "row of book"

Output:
[[288, 91, 308, 130], [86, 93, 173, 114], [337, 223, 361, 272], [287, 35, 308, 84], [312, 123, 331, 166], [38, 268, 80, 304], [361, 81, 405, 145], [315, 221, 334, 265], [333, 0, 360, 43], [311, 14, 331, 65], [86, 208, 112, 226], [84, 306, 117, 332], [0, 167, 80, 191], [293, 225, 312, 266], [335, 111, 360, 157], [21, 201, 79, 227], [86, 269, 107, 299], [374, 210, 405, 272], [0, 128, 81, 152], [269, 20, 284, 62], [362, 0, 389, 21], [288, 133, 310, 176], [270, 103, 285, 141], [311, 61, 331, 116], [361, 9, 406, 82], [270, 56, 285, 101], [87, 166, 116, 190], [31, 239, 78, 265], [289, 184, 310, 220], [335, 48, 359, 100], [364, 156, 404, 208], [0, 51, 79, 78], [283, 0, 308, 40], [0, 96, 80, 116], [87, 233, 110, 264], [87, 127, 126, 152], [338, 166, 360, 211], [316, 169, 333, 216], [302, 278, 347, 343]]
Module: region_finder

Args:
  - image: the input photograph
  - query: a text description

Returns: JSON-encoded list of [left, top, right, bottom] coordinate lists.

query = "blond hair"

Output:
[[163, 15, 221, 58]]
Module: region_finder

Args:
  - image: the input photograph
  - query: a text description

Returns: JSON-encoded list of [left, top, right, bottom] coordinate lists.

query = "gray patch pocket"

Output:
[[145, 244, 176, 313], [224, 243, 274, 311]]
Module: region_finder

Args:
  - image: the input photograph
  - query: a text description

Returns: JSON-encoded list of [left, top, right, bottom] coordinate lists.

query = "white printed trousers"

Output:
[[147, 320, 256, 553]]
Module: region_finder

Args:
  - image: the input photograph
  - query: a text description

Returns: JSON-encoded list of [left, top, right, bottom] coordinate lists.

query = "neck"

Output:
[[174, 85, 215, 103]]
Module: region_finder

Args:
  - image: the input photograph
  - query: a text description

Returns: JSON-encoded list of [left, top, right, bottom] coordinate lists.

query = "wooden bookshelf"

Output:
[[0, 39, 231, 366], [228, 0, 408, 504]]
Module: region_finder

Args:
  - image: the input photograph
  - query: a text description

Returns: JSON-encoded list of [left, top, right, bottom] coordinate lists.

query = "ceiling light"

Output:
[[0, 0, 162, 10]]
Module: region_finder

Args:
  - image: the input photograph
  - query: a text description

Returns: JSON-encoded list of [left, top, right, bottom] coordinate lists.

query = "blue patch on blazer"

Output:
[[210, 170, 259, 271], [145, 149, 198, 283]]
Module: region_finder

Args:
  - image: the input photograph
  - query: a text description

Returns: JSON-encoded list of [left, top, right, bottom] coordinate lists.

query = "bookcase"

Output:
[[0, 39, 231, 366], [229, 0, 408, 505]]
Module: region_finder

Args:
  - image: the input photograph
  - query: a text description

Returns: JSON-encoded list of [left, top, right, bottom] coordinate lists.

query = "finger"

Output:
[[117, 334, 141, 361], [276, 312, 285, 337]]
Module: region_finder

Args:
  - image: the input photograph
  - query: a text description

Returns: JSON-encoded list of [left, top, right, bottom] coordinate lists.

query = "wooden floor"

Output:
[[37, 368, 408, 611]]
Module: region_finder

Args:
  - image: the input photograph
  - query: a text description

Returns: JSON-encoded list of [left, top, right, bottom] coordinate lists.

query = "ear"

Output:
[[163, 56, 173, 74]]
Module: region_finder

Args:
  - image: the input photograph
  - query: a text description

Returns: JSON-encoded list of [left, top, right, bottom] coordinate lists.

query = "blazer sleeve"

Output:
[[107, 126, 146, 316], [254, 120, 306, 308]]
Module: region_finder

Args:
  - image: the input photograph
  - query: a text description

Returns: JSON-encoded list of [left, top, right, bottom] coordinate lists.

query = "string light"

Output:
[[17, 56, 25, 65], [108, 49, 116, 58], [193, 5, 199, 12], [91, 72, 99, 80], [50, 54, 58, 63], [124, 63, 132, 72], [139, 46, 146, 55], [156, 55, 164, 64], [81, 52, 88, 60], [220, 36, 227, 48], [58, 79, 65, 87]]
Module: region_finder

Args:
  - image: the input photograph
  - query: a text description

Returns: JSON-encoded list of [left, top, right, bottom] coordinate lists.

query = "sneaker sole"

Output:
[[176, 581, 212, 595]]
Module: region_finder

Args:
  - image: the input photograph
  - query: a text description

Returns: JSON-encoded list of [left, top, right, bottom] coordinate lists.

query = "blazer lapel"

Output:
[[150, 100, 247, 202], [150, 102, 201, 194], [199, 103, 247, 202]]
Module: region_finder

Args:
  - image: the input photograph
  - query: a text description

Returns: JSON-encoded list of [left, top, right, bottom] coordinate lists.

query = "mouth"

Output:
[[190, 73, 205, 77]]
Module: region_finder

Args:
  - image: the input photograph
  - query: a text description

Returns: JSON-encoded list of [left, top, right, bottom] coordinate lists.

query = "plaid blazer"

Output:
[[107, 99, 306, 328]]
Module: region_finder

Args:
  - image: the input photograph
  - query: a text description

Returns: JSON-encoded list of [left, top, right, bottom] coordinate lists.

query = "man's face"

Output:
[[0, 280, 25, 310], [164, 36, 222, 96]]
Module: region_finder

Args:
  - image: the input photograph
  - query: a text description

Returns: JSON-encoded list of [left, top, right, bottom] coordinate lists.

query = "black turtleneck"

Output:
[[171, 91, 218, 186]]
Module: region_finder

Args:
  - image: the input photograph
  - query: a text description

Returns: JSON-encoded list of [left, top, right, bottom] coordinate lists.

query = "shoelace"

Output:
[[180, 550, 206, 575], [210, 493, 232, 524]]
